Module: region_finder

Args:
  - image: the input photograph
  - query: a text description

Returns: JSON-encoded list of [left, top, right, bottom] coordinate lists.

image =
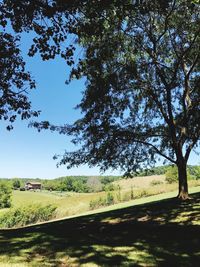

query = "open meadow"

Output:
[[2, 175, 200, 220]]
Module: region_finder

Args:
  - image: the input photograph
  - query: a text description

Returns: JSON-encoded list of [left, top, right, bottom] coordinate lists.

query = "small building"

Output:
[[25, 182, 42, 191]]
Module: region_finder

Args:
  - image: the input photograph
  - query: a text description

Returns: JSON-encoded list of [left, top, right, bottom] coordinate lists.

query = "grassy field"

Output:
[[0, 189, 200, 266], [4, 175, 200, 220], [9, 190, 107, 218]]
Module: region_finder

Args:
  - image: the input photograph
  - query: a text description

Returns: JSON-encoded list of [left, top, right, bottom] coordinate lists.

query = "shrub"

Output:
[[89, 192, 115, 210], [150, 180, 164, 186], [138, 189, 149, 198], [130, 186, 134, 200], [12, 179, 21, 189], [89, 197, 107, 210], [165, 166, 178, 184], [116, 185, 122, 202], [0, 182, 12, 208], [106, 192, 114, 205], [0, 204, 57, 228], [103, 183, 116, 192]]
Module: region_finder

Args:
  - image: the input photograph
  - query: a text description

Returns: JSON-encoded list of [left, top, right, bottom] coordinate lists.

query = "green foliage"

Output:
[[133, 166, 171, 177], [0, 32, 39, 129], [165, 166, 179, 184], [192, 0, 200, 3], [12, 179, 21, 189], [89, 197, 107, 210], [138, 190, 149, 198], [100, 176, 121, 185], [1, 176, 122, 194], [106, 192, 114, 205], [150, 180, 164, 186], [41, 176, 122, 193], [130, 186, 134, 200], [89, 192, 114, 210], [115, 185, 122, 202], [126, 165, 200, 179], [27, 0, 200, 180], [43, 176, 89, 193], [103, 183, 116, 192], [188, 165, 200, 180], [72, 180, 89, 193], [0, 204, 57, 228], [0, 182, 12, 208], [165, 166, 194, 184]]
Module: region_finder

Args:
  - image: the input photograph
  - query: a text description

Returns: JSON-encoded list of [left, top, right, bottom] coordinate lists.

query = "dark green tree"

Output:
[[0, 31, 39, 129], [12, 179, 21, 189], [0, 182, 12, 208], [1, 0, 200, 199]]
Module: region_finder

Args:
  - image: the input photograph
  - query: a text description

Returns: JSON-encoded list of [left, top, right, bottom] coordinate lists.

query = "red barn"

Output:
[[25, 182, 42, 190]]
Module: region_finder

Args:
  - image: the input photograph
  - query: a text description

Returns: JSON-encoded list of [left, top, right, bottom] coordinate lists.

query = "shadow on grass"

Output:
[[0, 192, 200, 266]]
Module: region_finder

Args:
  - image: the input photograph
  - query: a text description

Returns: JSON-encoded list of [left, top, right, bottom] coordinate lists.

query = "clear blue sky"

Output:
[[0, 32, 120, 179], [0, 33, 199, 179]]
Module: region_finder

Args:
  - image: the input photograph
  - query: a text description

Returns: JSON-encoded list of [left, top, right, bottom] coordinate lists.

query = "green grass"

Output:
[[9, 178, 200, 220], [11, 190, 107, 218], [0, 189, 200, 266]]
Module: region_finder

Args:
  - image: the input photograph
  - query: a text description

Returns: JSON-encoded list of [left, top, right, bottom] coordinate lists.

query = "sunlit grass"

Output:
[[8, 177, 200, 221]]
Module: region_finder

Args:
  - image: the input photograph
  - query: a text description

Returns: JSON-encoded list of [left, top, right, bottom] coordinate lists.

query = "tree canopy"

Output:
[[0, 31, 39, 129], [1, 0, 200, 199]]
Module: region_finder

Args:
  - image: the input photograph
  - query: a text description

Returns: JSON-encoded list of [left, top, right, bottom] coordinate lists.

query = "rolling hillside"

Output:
[[0, 189, 200, 266]]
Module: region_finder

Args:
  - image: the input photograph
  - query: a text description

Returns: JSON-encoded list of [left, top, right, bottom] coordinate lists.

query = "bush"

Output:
[[103, 183, 116, 192], [106, 192, 114, 205], [12, 179, 21, 189], [0, 204, 57, 228], [89, 192, 115, 210], [0, 182, 12, 208], [116, 185, 122, 202], [89, 197, 107, 210], [130, 186, 134, 200], [165, 166, 178, 184], [138, 189, 149, 198], [20, 187, 25, 191], [150, 180, 164, 186]]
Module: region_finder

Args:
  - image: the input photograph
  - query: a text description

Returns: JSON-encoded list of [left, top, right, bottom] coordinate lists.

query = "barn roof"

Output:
[[26, 182, 41, 185]]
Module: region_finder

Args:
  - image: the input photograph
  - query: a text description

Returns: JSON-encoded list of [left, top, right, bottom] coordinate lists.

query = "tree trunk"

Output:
[[177, 160, 190, 200]]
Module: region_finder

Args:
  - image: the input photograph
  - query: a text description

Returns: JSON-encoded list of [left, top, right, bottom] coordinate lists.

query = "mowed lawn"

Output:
[[0, 190, 200, 266]]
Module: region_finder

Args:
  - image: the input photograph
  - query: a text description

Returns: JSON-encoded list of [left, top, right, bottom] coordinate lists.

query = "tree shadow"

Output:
[[0, 192, 200, 266]]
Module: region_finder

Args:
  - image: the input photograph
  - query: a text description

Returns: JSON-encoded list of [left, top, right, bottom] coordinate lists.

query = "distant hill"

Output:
[[1, 165, 199, 193]]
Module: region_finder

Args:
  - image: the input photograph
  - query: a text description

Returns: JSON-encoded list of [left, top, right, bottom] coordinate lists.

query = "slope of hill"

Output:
[[0, 190, 200, 266]]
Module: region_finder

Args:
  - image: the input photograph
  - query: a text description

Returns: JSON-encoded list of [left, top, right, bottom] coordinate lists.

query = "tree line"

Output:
[[1, 165, 200, 196]]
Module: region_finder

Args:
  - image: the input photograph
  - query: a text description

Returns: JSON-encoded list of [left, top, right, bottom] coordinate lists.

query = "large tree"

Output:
[[1, 0, 200, 199], [0, 32, 39, 129]]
